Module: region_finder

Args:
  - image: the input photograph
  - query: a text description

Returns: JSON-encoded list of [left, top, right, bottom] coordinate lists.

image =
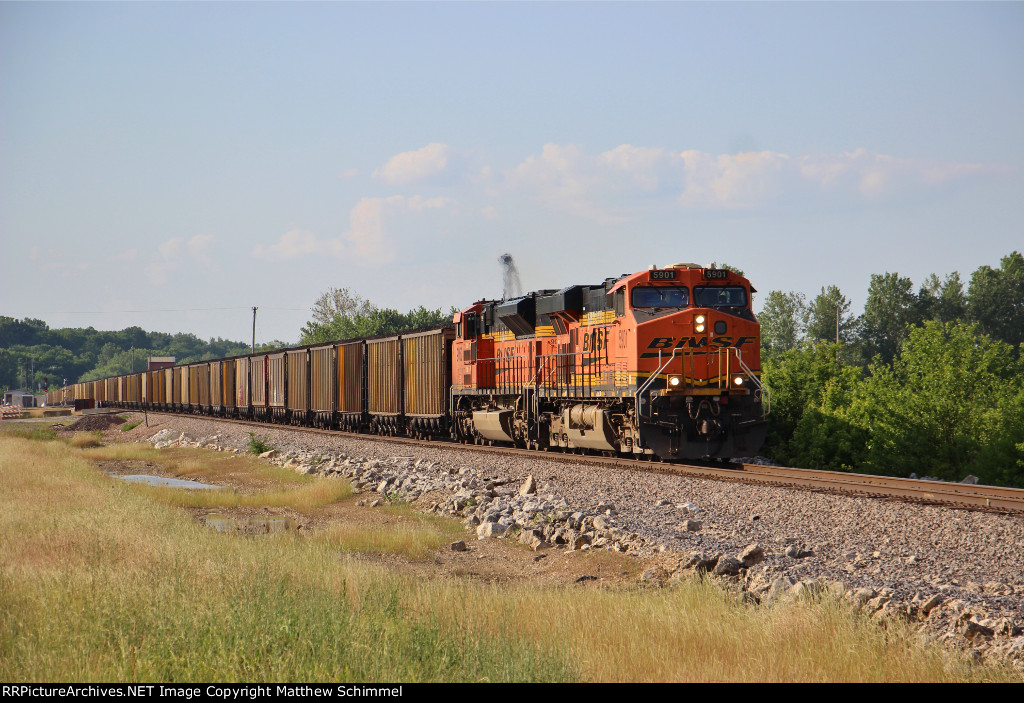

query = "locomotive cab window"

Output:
[[631, 286, 689, 308], [693, 286, 748, 308]]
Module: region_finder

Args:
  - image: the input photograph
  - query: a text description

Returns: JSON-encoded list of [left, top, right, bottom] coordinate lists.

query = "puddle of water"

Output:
[[199, 514, 297, 534], [116, 474, 223, 490]]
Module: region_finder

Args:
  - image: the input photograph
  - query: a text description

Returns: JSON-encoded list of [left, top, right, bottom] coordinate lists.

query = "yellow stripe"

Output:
[[580, 310, 614, 327]]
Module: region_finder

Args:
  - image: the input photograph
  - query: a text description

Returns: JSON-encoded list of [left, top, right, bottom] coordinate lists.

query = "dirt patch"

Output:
[[317, 495, 644, 588]]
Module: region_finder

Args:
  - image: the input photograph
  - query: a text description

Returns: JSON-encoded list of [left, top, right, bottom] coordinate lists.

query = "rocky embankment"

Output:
[[137, 416, 1024, 674]]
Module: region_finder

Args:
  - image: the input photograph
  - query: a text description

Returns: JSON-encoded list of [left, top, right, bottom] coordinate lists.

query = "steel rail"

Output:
[[737, 463, 1024, 513], [132, 411, 1024, 515]]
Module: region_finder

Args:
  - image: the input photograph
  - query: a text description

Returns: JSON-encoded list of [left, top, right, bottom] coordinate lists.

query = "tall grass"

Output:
[[70, 432, 103, 448], [0, 436, 563, 682], [0, 435, 1016, 682], [317, 504, 464, 559], [86, 443, 310, 485]]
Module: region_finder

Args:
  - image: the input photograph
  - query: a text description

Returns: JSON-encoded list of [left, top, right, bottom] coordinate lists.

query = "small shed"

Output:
[[3, 389, 36, 407]]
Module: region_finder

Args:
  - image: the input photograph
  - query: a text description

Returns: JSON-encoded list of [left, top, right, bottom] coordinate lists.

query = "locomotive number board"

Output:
[[650, 270, 677, 280], [704, 269, 729, 280]]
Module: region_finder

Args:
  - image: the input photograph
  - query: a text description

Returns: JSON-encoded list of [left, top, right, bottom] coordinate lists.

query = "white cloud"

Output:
[[677, 150, 790, 208], [148, 234, 216, 285], [506, 143, 1011, 218], [251, 229, 343, 261], [111, 249, 138, 263], [347, 195, 456, 263], [373, 143, 452, 186], [251, 196, 457, 266], [506, 143, 679, 223]]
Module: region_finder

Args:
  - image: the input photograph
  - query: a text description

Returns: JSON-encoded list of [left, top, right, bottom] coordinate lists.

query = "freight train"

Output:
[[48, 264, 769, 461]]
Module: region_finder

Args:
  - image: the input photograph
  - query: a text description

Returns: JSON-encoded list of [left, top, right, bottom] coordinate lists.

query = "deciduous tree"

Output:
[[968, 251, 1024, 350], [803, 286, 858, 347], [859, 272, 919, 365], [758, 290, 806, 357]]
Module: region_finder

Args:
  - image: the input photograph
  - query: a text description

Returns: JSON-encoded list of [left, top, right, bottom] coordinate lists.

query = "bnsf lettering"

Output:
[[645, 336, 756, 351], [582, 329, 608, 352], [709, 336, 756, 348]]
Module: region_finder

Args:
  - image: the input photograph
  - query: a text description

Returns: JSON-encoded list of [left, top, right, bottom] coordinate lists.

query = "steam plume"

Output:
[[498, 253, 522, 300]]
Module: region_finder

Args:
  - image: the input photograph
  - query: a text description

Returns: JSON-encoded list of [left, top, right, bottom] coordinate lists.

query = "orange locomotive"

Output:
[[451, 263, 768, 460]]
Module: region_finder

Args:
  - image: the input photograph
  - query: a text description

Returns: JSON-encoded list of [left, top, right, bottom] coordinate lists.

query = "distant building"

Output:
[[3, 389, 36, 407], [147, 356, 175, 371]]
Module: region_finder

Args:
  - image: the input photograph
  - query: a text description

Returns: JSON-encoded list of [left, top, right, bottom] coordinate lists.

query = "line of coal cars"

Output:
[[50, 327, 456, 438]]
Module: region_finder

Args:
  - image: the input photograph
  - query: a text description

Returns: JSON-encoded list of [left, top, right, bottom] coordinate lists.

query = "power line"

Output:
[[26, 307, 308, 314]]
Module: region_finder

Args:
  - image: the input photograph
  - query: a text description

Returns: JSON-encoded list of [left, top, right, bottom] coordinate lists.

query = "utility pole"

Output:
[[252, 307, 258, 354], [836, 302, 841, 362]]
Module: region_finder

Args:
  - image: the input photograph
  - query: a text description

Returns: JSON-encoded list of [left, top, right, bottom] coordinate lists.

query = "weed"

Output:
[[121, 420, 144, 432], [247, 432, 274, 455]]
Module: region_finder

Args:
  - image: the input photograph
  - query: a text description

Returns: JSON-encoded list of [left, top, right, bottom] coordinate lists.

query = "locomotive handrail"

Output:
[[633, 347, 681, 423], [733, 347, 770, 416]]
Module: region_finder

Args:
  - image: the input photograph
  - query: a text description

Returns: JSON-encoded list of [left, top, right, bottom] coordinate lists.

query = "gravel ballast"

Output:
[[119, 412, 1024, 672]]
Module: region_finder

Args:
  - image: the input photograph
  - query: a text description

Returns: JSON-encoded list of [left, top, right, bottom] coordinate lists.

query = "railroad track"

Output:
[[133, 411, 1024, 515]]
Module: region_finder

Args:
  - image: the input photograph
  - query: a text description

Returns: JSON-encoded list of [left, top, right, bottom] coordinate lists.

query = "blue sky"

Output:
[[2, 2, 1021, 345]]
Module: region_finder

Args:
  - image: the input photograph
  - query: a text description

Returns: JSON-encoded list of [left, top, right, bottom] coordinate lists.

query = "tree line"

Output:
[[0, 287, 452, 393], [0, 317, 259, 391], [758, 251, 1023, 487]]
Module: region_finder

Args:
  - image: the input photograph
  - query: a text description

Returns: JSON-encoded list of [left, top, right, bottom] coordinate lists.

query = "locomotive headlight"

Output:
[[733, 376, 745, 386], [695, 315, 706, 324], [668, 375, 682, 387], [695, 323, 706, 332]]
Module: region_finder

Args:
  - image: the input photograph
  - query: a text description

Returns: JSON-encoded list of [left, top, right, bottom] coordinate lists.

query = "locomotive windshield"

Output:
[[631, 286, 689, 308], [693, 286, 748, 308]]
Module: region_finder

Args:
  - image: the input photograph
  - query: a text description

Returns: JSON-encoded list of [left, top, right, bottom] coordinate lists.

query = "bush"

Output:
[[246, 432, 274, 455]]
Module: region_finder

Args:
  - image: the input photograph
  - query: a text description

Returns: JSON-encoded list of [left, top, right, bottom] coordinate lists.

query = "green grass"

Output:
[[0, 434, 1017, 682], [121, 420, 144, 432], [0, 423, 59, 442]]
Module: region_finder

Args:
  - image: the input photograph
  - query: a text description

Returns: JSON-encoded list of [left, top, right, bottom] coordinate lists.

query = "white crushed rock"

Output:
[[129, 412, 1024, 674]]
